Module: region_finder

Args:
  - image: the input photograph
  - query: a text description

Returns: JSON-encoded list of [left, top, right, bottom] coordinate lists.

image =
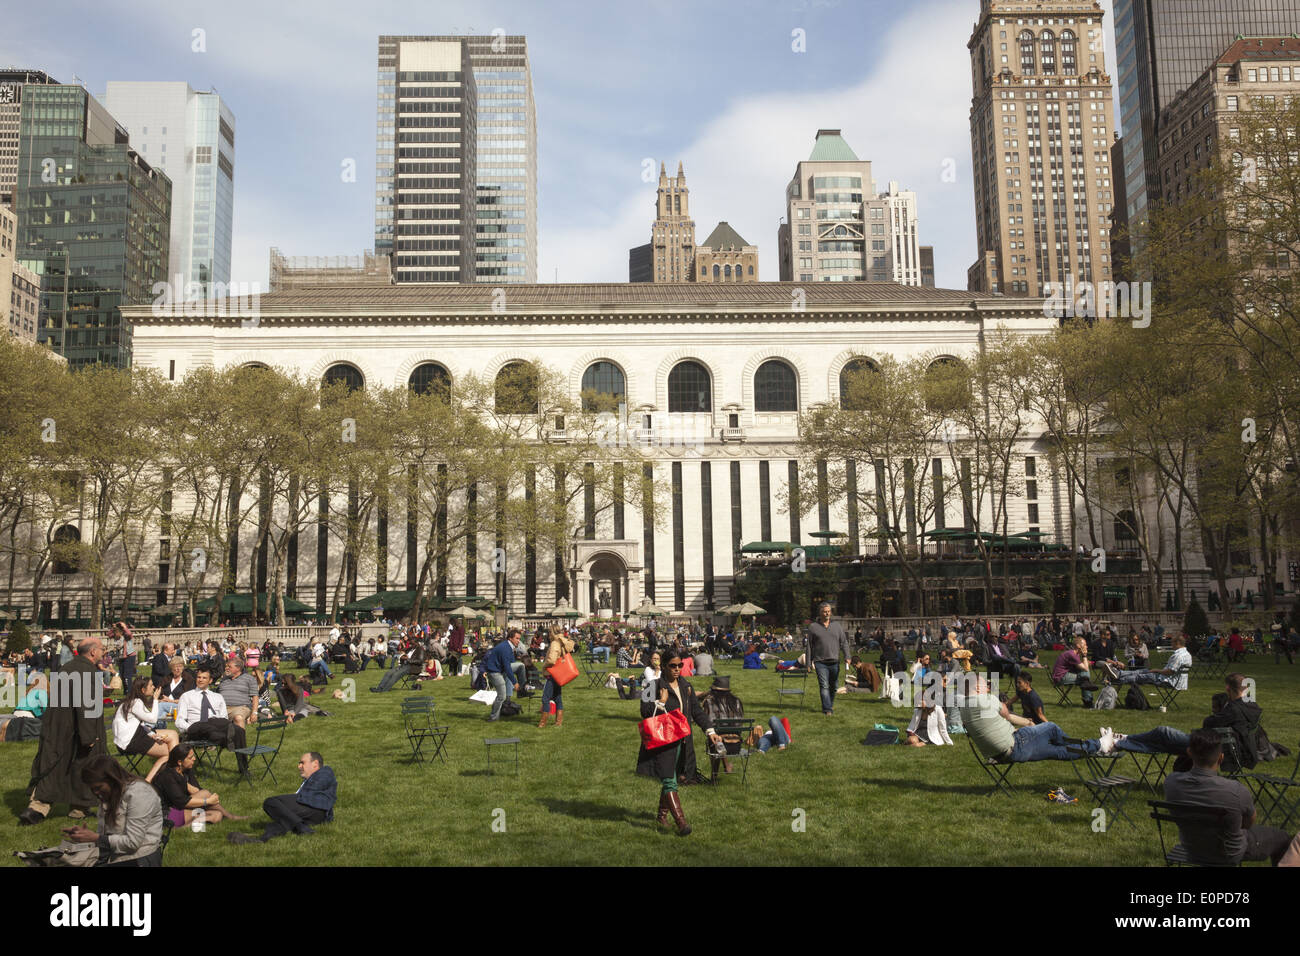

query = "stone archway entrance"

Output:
[[570, 540, 642, 618]]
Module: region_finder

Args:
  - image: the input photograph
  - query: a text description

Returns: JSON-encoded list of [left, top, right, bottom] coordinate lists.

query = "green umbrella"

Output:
[[447, 605, 479, 618]]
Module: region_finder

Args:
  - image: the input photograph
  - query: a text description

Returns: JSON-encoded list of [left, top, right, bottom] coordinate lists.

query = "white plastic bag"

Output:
[[469, 689, 498, 706]]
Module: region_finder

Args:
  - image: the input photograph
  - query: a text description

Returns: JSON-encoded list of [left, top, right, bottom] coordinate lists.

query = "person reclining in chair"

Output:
[[1097, 634, 1191, 689], [958, 673, 1196, 763], [1199, 673, 1282, 773]]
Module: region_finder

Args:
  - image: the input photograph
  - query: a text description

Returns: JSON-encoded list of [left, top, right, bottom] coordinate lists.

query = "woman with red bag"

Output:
[[636, 651, 723, 836], [539, 623, 576, 728]]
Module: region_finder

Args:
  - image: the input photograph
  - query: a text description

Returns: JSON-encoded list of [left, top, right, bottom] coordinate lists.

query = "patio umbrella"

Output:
[[148, 604, 180, 616], [1010, 591, 1045, 604], [0, 609, 17, 621], [447, 605, 479, 619], [548, 602, 582, 618], [471, 609, 494, 621], [631, 601, 667, 617], [716, 603, 741, 615], [734, 602, 766, 616]]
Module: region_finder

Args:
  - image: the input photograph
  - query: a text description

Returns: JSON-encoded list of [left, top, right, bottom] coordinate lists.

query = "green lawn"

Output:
[[3, 651, 1298, 866]]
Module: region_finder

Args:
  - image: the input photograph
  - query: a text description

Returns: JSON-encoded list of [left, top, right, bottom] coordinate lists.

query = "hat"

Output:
[[711, 675, 731, 690]]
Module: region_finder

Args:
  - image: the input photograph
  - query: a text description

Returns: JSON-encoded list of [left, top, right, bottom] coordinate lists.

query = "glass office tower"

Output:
[[1114, 0, 1300, 231], [104, 82, 236, 297], [377, 35, 537, 283], [15, 85, 171, 368]]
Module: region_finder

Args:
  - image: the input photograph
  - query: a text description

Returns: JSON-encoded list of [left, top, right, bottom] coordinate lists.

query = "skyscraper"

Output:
[[1113, 0, 1299, 235], [0, 70, 60, 207], [377, 34, 538, 283], [15, 85, 170, 368], [777, 129, 923, 284], [103, 82, 235, 297], [966, 0, 1116, 296], [649, 161, 695, 282]]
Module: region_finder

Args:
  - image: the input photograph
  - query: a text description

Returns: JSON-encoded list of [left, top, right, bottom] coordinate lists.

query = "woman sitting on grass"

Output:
[[742, 644, 766, 669], [152, 744, 246, 828]]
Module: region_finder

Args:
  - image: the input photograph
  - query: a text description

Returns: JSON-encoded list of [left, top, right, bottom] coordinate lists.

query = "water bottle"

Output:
[[192, 808, 206, 833]]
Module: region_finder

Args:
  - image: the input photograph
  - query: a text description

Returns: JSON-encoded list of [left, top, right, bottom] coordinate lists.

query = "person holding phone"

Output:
[[112, 677, 181, 783], [636, 651, 722, 837], [62, 756, 163, 867]]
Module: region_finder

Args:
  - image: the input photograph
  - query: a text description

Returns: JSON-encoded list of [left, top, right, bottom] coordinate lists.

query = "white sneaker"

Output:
[[1098, 727, 1116, 755]]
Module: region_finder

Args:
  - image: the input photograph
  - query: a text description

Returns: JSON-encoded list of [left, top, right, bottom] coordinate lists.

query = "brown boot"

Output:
[[666, 792, 691, 837], [537, 712, 549, 729], [554, 709, 563, 727], [657, 793, 672, 828]]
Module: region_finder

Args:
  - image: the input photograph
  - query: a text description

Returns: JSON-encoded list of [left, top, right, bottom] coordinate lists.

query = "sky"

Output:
[[2, 0, 1119, 291]]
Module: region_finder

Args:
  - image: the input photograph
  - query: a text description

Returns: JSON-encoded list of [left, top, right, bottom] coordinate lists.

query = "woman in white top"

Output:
[[111, 677, 179, 783], [642, 652, 662, 686]]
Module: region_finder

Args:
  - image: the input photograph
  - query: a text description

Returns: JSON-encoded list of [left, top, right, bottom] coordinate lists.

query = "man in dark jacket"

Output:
[[1202, 673, 1274, 772], [149, 642, 175, 684], [228, 751, 337, 843], [19, 638, 108, 826], [698, 675, 745, 776]]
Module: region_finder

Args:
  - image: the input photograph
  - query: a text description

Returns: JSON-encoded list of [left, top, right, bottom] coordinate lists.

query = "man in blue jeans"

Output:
[[805, 602, 851, 716], [960, 675, 1191, 762], [484, 629, 522, 721]]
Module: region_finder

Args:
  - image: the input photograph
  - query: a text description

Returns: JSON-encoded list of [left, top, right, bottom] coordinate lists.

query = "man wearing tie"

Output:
[[227, 752, 337, 844], [174, 664, 248, 772]]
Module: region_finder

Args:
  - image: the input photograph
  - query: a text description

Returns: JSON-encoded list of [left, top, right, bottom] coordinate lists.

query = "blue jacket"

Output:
[[296, 766, 338, 821], [483, 639, 517, 675]]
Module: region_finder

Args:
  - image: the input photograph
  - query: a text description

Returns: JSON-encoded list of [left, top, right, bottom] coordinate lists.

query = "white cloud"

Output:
[[540, 0, 976, 287]]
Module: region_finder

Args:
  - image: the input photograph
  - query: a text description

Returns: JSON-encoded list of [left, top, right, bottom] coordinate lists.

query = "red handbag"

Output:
[[639, 704, 691, 749], [549, 653, 579, 687]]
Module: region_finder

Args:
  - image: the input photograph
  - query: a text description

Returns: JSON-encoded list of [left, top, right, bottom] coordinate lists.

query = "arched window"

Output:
[[495, 361, 539, 414], [1040, 30, 1057, 75], [754, 360, 798, 412], [408, 362, 451, 400], [724, 264, 732, 278], [748, 265, 754, 275], [322, 363, 364, 392], [667, 361, 712, 413], [838, 358, 879, 410], [713, 264, 721, 279], [922, 356, 970, 413], [1060, 30, 1077, 74], [581, 361, 626, 411], [1020, 30, 1036, 75], [53, 524, 81, 575]]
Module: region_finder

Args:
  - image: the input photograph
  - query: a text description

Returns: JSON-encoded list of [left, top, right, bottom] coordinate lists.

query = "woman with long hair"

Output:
[[642, 652, 662, 687], [152, 744, 245, 828], [62, 755, 164, 866], [636, 650, 722, 836], [112, 676, 180, 783], [538, 622, 576, 729]]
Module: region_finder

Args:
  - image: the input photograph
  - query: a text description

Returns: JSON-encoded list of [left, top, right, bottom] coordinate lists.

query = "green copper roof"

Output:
[[701, 221, 749, 249], [808, 129, 859, 162]]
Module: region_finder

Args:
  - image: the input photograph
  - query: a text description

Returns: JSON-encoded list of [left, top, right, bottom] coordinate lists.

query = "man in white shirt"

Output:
[[1099, 634, 1193, 690], [175, 663, 247, 770]]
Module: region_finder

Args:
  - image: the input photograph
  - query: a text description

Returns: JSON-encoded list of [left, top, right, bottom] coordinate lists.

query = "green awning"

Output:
[[1103, 586, 1128, 598], [741, 541, 794, 553], [341, 590, 419, 613], [803, 545, 843, 559], [195, 593, 314, 614]]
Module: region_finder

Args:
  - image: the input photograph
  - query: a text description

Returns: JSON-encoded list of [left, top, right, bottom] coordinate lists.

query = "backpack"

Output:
[[1124, 685, 1150, 710], [499, 699, 522, 718], [1092, 685, 1118, 710]]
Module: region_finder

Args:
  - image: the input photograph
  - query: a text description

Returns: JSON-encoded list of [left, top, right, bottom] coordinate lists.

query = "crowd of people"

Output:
[[1, 606, 1296, 866]]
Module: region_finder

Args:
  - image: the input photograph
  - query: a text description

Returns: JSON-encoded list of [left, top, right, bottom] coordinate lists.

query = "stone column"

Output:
[[575, 570, 590, 614]]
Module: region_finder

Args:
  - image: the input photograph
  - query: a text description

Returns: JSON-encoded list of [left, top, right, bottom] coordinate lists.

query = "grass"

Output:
[[2, 650, 1298, 866]]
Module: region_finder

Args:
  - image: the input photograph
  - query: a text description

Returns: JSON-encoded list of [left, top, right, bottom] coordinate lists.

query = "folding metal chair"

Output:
[[1239, 739, 1300, 829], [777, 668, 808, 711], [1064, 739, 1137, 830], [1148, 801, 1241, 867], [1051, 679, 1077, 707], [1152, 666, 1191, 711], [966, 733, 1016, 797], [230, 716, 289, 787], [401, 696, 449, 766]]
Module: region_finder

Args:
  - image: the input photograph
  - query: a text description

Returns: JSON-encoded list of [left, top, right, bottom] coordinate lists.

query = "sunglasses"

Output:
[[665, 662, 682, 669]]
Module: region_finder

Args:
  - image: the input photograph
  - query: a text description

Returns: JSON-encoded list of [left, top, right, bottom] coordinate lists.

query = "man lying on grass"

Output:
[[959, 673, 1191, 763]]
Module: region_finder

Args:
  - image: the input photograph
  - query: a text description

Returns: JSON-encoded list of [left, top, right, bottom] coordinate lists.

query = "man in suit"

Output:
[[227, 752, 337, 843], [149, 642, 175, 684]]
